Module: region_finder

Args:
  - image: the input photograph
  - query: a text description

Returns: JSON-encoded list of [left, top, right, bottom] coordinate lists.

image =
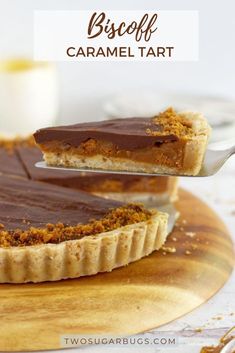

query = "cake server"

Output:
[[35, 141, 235, 177]]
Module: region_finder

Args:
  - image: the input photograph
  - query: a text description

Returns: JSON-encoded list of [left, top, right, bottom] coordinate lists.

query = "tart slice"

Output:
[[34, 108, 211, 176], [0, 175, 168, 283]]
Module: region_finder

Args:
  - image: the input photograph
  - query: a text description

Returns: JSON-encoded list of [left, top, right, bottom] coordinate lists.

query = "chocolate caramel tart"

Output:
[[34, 108, 211, 176], [0, 175, 168, 283]]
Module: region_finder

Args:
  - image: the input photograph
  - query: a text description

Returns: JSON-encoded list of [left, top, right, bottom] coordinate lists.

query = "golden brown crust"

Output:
[[0, 212, 168, 283]]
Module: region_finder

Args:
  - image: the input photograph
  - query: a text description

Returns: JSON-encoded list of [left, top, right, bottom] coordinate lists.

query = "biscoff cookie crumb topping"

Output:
[[146, 108, 194, 138], [0, 204, 152, 247]]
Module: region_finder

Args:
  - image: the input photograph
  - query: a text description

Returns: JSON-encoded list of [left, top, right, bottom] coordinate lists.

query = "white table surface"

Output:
[[20, 158, 234, 353]]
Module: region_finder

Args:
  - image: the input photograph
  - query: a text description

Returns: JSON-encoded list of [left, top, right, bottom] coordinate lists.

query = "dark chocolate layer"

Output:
[[34, 118, 178, 150], [0, 174, 123, 232], [0, 148, 27, 178]]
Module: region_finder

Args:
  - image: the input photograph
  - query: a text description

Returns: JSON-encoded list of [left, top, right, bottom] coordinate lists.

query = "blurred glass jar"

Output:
[[0, 59, 59, 136]]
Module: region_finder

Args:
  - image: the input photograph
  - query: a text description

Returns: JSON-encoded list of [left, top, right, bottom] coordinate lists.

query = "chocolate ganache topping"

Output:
[[0, 174, 124, 232], [34, 118, 179, 150]]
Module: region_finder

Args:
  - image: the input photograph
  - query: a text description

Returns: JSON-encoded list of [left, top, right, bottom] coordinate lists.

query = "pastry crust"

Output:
[[0, 211, 168, 283], [181, 111, 211, 175]]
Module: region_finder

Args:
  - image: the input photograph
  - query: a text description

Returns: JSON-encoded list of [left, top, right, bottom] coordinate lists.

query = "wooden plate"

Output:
[[0, 189, 234, 351]]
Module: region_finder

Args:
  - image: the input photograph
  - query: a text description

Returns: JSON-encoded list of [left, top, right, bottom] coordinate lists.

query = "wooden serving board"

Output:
[[0, 189, 234, 352]]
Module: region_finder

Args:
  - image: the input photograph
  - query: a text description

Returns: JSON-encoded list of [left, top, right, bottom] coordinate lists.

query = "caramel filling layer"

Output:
[[41, 138, 186, 169]]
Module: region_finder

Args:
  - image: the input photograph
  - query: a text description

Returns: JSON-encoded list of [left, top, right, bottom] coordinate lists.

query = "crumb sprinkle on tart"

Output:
[[0, 204, 152, 247], [146, 107, 194, 138]]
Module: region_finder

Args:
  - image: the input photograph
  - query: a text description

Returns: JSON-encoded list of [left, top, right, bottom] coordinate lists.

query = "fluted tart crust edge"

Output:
[[0, 211, 168, 283]]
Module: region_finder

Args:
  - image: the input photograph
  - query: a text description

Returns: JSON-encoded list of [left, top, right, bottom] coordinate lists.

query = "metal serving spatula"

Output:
[[35, 141, 235, 177]]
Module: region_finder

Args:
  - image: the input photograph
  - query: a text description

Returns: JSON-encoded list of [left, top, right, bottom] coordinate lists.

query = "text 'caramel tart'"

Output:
[[34, 108, 211, 176]]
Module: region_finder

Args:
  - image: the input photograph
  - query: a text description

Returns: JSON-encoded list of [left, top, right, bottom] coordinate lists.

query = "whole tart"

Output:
[[34, 108, 211, 176], [0, 175, 168, 283]]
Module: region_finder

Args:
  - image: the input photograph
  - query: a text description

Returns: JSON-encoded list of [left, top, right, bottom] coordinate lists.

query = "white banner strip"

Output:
[[34, 10, 198, 62]]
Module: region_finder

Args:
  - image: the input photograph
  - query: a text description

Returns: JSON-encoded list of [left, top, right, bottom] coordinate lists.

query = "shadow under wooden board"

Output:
[[0, 189, 234, 351]]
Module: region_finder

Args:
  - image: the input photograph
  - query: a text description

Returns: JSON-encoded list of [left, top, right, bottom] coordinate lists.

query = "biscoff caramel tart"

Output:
[[34, 108, 211, 176], [0, 175, 168, 283]]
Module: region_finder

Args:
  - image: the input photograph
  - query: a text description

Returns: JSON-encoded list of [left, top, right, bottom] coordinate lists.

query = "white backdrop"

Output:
[[0, 0, 235, 124]]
